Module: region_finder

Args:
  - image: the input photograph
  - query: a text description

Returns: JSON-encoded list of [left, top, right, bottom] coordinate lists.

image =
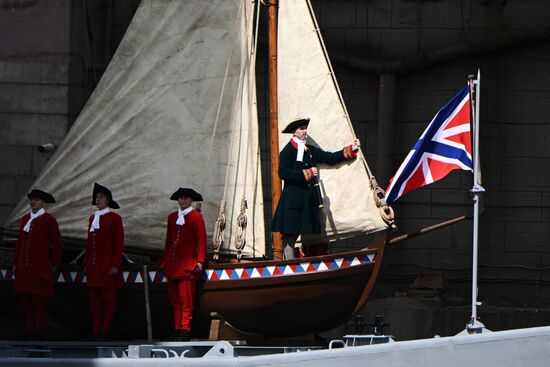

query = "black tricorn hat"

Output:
[[92, 183, 120, 209], [27, 189, 56, 203], [170, 188, 203, 202], [282, 117, 310, 134]]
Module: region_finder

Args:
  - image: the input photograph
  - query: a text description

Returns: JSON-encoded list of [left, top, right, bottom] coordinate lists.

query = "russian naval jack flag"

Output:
[[385, 85, 473, 204]]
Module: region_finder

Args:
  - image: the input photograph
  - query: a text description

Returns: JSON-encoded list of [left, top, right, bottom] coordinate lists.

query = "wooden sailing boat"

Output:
[[1, 0, 394, 338]]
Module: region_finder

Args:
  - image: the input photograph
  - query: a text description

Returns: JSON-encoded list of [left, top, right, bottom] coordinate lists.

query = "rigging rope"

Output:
[[200, 0, 245, 195], [234, 198, 248, 259], [305, 0, 395, 228], [211, 0, 260, 259], [206, 0, 245, 258], [228, 0, 261, 259], [372, 178, 395, 225], [232, 0, 262, 260], [212, 200, 226, 260]]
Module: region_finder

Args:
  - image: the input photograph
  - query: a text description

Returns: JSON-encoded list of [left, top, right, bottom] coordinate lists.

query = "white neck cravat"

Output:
[[292, 137, 307, 162], [23, 208, 45, 232], [89, 207, 111, 232], [176, 207, 193, 226]]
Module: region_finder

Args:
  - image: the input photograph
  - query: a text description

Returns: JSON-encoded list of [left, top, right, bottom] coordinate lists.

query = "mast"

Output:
[[267, 0, 283, 260], [467, 70, 486, 333]]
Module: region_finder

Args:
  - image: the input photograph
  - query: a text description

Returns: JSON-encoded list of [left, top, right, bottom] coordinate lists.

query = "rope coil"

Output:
[[370, 177, 395, 225]]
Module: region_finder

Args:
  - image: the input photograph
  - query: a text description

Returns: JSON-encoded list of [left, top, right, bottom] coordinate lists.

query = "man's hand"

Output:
[[11, 265, 16, 275], [194, 263, 203, 272], [311, 167, 318, 176], [352, 139, 361, 152], [109, 266, 119, 276]]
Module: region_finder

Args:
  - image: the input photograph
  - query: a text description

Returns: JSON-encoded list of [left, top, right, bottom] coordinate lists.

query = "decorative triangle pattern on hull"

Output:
[[0, 254, 373, 285]]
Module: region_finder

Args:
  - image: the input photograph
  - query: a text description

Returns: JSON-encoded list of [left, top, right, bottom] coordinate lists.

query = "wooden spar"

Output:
[[388, 215, 470, 246], [143, 264, 153, 341], [267, 0, 283, 260]]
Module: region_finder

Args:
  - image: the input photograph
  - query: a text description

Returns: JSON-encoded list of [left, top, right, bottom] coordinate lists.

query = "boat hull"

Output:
[[197, 235, 385, 336], [200, 261, 375, 336]]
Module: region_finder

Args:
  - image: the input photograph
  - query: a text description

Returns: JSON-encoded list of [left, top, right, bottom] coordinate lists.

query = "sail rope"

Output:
[[213, 0, 259, 260], [234, 198, 248, 259], [233, 1, 261, 259], [372, 178, 395, 224], [202, 0, 244, 259], [219, 6, 248, 258], [212, 200, 226, 260], [305, 0, 395, 228], [231, 0, 262, 259], [200, 0, 244, 196]]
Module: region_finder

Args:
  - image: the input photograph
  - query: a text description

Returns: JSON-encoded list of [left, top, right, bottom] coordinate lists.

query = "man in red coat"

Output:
[[84, 183, 124, 339], [160, 187, 207, 341], [13, 189, 62, 339]]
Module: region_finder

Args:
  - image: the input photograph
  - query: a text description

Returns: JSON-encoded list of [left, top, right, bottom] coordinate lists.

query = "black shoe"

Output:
[[84, 333, 97, 341], [27, 331, 43, 341], [180, 330, 190, 341], [98, 331, 112, 341], [170, 329, 180, 338], [174, 330, 190, 342]]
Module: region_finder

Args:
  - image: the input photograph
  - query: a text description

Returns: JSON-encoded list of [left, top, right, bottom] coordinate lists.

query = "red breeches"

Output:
[[167, 279, 196, 331], [89, 287, 118, 336], [20, 294, 48, 332]]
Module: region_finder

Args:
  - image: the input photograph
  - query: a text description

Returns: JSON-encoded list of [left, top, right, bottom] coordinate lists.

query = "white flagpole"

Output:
[[467, 69, 487, 334]]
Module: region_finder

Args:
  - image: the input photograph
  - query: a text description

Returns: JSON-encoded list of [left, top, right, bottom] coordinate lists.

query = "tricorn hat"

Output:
[[27, 189, 56, 203], [170, 188, 203, 202], [282, 117, 310, 134], [92, 183, 120, 209]]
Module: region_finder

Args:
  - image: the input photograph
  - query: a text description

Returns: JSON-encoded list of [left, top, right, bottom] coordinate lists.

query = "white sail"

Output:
[[214, 0, 266, 258], [278, 0, 390, 240], [4, 0, 266, 256]]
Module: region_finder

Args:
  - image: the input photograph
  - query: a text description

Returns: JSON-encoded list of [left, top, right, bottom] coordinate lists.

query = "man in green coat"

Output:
[[270, 117, 360, 259]]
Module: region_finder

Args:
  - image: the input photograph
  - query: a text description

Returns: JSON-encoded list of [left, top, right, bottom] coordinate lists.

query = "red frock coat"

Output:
[[84, 212, 124, 289], [160, 210, 207, 280], [13, 213, 62, 297]]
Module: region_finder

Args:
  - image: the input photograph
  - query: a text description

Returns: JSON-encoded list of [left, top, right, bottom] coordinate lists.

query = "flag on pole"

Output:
[[385, 85, 472, 204]]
